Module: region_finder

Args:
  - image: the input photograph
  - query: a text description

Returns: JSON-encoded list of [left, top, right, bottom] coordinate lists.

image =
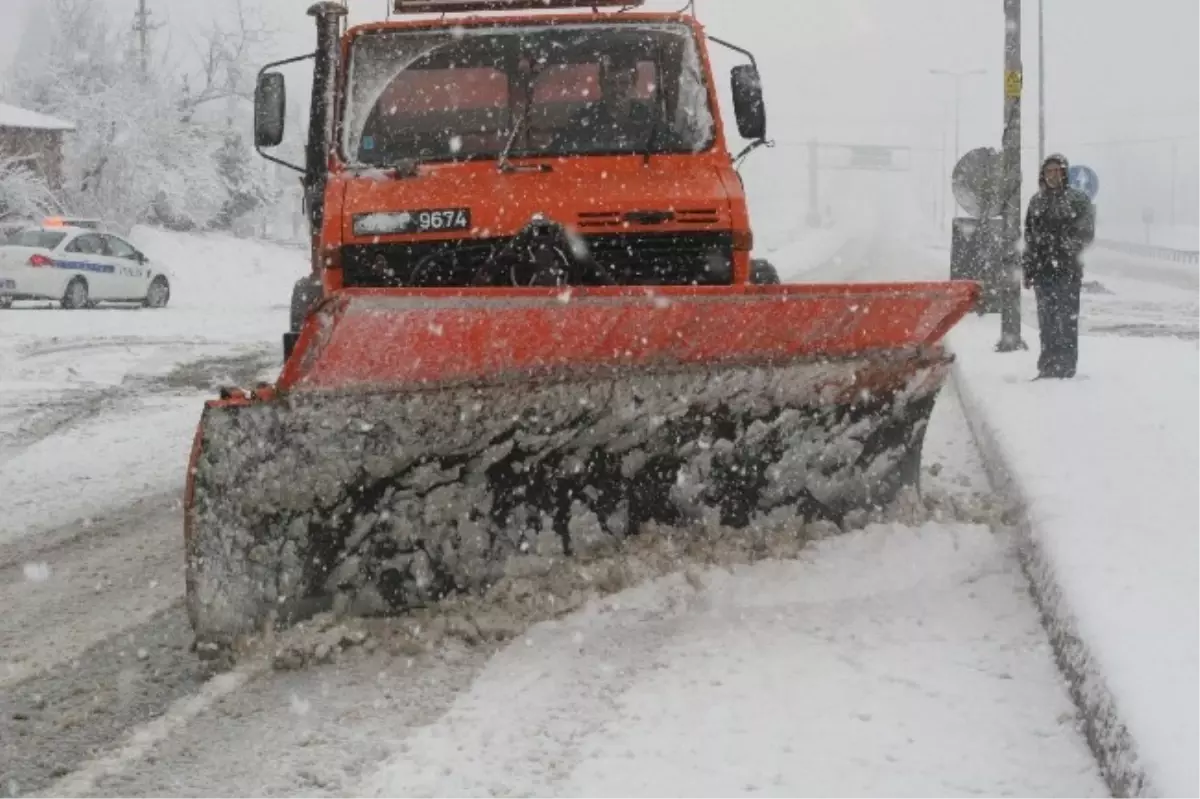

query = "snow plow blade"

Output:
[[184, 282, 978, 649]]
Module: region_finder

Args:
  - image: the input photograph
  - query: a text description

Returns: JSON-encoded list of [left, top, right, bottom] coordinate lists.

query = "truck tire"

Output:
[[750, 258, 781, 285], [284, 275, 322, 361]]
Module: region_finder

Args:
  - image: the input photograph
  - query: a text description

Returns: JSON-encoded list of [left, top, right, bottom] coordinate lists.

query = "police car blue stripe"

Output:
[[53, 259, 114, 274]]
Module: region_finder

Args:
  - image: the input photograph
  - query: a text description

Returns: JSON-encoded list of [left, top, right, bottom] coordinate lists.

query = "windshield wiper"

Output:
[[499, 60, 552, 174], [498, 111, 551, 174]]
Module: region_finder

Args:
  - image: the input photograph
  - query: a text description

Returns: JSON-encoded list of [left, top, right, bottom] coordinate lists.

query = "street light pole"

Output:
[[1038, 0, 1046, 166], [930, 68, 988, 163], [996, 0, 1028, 352], [930, 68, 987, 219]]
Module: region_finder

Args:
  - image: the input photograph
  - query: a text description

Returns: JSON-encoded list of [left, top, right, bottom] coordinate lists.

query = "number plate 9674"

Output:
[[353, 208, 472, 237]]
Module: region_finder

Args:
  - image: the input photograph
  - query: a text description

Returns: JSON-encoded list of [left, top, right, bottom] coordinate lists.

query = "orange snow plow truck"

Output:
[[183, 0, 978, 652]]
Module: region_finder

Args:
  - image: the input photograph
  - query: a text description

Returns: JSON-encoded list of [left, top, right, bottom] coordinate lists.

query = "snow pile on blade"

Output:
[[184, 282, 977, 650]]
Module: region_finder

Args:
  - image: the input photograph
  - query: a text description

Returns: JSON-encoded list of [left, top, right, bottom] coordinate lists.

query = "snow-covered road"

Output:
[[3, 227, 1168, 796]]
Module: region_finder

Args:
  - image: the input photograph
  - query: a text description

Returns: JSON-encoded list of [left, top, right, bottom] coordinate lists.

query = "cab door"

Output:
[[103, 234, 150, 298]]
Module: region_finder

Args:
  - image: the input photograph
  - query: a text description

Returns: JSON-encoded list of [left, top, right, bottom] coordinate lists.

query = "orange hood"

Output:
[[335, 153, 739, 243]]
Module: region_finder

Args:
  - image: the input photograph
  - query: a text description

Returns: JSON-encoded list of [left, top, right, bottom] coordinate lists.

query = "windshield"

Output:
[[341, 21, 716, 166], [6, 230, 67, 249]]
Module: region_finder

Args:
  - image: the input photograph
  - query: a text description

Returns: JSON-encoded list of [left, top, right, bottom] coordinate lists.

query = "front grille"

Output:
[[577, 208, 721, 229], [341, 231, 734, 288], [581, 232, 733, 285]]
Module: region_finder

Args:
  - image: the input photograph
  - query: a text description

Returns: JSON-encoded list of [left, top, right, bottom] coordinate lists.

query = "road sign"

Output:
[[848, 145, 893, 170], [1068, 164, 1099, 200], [1004, 70, 1023, 98], [951, 147, 1001, 217]]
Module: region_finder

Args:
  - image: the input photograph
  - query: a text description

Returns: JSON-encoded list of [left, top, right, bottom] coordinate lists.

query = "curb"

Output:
[[948, 360, 1154, 798]]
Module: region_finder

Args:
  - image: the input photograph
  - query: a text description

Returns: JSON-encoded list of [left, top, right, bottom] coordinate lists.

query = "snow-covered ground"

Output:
[[0, 227, 305, 546], [947, 315, 1199, 798]]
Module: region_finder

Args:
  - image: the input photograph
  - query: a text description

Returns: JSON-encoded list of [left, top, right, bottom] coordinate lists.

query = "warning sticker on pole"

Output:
[[1005, 70, 1023, 97]]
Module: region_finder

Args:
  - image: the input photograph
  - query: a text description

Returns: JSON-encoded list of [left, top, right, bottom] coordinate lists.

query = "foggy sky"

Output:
[[1, 0, 1196, 227]]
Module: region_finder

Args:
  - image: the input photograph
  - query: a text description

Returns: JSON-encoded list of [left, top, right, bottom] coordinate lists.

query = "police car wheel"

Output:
[[144, 276, 170, 308], [62, 277, 89, 310]]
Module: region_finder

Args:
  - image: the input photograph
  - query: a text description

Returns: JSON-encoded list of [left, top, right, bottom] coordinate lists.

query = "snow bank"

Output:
[[947, 315, 1199, 797], [359, 520, 1103, 797], [127, 225, 307, 313]]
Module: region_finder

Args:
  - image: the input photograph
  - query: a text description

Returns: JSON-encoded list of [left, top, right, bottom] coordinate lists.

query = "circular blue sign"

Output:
[[1068, 165, 1099, 200]]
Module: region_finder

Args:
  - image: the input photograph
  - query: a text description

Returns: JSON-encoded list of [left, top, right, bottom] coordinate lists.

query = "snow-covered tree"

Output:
[[1, 0, 281, 234], [0, 158, 61, 224]]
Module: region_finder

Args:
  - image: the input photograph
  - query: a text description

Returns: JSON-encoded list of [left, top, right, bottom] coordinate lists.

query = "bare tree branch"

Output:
[[178, 0, 278, 124]]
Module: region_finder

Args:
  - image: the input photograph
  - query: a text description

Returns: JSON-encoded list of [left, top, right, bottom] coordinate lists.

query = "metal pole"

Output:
[[1037, 0, 1046, 166], [996, 0, 1028, 352], [930, 68, 987, 218], [1170, 141, 1178, 227], [953, 78, 962, 164], [807, 139, 821, 228], [940, 128, 948, 230]]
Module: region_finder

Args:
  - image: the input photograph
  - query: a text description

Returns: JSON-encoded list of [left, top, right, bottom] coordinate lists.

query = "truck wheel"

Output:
[[285, 275, 322, 361], [289, 275, 322, 332], [750, 259, 781, 285]]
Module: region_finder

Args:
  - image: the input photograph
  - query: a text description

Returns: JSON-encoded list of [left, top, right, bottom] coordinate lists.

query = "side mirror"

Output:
[[254, 71, 287, 149], [730, 64, 766, 141]]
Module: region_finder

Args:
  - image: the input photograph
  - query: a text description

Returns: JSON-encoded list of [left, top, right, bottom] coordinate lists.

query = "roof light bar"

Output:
[[394, 0, 643, 15]]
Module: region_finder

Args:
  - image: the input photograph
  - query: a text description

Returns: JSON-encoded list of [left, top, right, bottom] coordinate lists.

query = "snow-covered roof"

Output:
[[0, 103, 76, 132]]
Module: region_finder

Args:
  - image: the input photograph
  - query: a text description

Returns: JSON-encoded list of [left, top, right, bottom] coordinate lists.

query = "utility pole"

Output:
[[996, 0, 1027, 352], [131, 0, 157, 78], [1037, 0, 1046, 166]]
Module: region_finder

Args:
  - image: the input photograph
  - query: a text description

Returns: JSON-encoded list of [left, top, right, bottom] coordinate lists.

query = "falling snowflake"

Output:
[[23, 562, 50, 582]]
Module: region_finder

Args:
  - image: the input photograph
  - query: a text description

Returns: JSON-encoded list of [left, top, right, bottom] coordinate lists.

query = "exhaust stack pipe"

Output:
[[304, 2, 348, 234]]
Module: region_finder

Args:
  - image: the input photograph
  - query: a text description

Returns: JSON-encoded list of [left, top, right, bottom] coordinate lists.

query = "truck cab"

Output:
[[254, 0, 775, 360]]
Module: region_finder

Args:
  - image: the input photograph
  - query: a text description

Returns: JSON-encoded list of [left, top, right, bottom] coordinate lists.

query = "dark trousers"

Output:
[[1033, 269, 1082, 377]]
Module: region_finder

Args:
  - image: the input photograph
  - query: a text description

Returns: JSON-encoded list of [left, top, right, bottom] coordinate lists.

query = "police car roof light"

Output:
[[393, 0, 643, 15], [42, 217, 101, 230]]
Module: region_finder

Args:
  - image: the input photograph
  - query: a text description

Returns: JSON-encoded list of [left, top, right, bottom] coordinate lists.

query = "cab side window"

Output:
[[65, 234, 109, 256], [104, 235, 139, 260]]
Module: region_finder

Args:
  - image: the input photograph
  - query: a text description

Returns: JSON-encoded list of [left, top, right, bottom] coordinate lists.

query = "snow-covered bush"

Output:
[[0, 157, 60, 224]]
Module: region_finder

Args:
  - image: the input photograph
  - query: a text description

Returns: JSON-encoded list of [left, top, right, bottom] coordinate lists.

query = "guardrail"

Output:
[[1093, 238, 1199, 265]]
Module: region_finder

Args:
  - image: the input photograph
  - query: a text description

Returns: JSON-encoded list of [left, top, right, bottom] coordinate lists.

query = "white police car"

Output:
[[0, 219, 172, 310]]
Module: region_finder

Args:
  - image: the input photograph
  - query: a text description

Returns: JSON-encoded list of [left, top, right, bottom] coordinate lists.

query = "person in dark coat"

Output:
[[1022, 152, 1095, 378]]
